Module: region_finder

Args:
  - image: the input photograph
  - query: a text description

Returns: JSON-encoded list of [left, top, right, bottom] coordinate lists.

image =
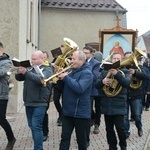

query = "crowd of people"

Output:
[[0, 41, 150, 150]]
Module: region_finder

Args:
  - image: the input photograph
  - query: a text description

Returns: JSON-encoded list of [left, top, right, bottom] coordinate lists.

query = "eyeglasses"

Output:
[[84, 52, 90, 55]]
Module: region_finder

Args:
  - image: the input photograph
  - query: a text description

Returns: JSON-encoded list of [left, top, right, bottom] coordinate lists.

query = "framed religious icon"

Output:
[[99, 30, 137, 59]]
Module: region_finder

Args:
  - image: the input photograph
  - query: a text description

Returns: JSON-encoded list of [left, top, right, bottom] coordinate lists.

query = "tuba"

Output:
[[102, 48, 147, 97], [120, 48, 147, 90], [102, 53, 125, 97], [54, 37, 79, 68], [41, 37, 79, 86], [103, 69, 125, 97], [124, 48, 147, 89]]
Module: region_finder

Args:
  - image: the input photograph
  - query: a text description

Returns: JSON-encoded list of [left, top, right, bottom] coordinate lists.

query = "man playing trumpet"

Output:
[[58, 50, 93, 150], [124, 53, 149, 138]]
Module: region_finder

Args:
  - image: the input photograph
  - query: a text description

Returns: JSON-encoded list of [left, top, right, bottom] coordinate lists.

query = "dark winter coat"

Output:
[[15, 65, 53, 107], [95, 68, 130, 115], [62, 62, 93, 119], [0, 53, 12, 100]]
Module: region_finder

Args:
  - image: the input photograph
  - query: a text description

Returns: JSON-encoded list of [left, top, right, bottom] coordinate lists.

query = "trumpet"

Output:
[[41, 64, 73, 86]]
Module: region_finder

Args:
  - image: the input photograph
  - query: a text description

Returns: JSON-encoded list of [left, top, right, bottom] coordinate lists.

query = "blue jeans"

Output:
[[124, 99, 143, 135], [26, 106, 46, 150]]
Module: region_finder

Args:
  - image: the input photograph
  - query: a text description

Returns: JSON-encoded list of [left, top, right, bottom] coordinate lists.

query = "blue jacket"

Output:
[[95, 68, 130, 115], [15, 65, 53, 107], [62, 62, 93, 118], [0, 53, 12, 100], [88, 57, 100, 96]]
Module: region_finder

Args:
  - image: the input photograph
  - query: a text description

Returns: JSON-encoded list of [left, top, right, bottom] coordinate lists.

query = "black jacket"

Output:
[[128, 65, 149, 100], [95, 68, 130, 115]]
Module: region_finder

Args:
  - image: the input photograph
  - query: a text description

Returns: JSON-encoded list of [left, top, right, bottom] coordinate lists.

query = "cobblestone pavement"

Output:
[[0, 102, 150, 150]]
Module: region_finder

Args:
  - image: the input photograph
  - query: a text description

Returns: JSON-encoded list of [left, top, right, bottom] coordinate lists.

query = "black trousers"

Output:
[[0, 100, 15, 141], [59, 116, 90, 150], [53, 87, 62, 116], [104, 115, 127, 150], [91, 96, 101, 125], [43, 102, 50, 136], [87, 96, 101, 143], [144, 94, 150, 108]]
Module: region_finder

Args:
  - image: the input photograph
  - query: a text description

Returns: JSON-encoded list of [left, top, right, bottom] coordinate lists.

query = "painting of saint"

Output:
[[109, 40, 124, 57], [103, 34, 132, 59]]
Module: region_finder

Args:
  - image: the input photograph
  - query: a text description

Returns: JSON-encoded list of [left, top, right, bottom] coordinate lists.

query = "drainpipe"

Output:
[[38, 0, 41, 49]]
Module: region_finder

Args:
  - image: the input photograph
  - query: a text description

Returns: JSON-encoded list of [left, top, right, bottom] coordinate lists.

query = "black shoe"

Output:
[[109, 146, 117, 150], [5, 137, 16, 150], [145, 108, 149, 111], [138, 129, 143, 137], [93, 124, 100, 134], [121, 146, 127, 150]]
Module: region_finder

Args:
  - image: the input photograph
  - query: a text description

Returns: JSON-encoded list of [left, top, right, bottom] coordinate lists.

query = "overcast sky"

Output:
[[116, 0, 150, 36]]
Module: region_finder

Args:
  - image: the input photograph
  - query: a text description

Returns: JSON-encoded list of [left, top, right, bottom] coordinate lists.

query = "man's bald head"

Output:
[[31, 50, 44, 66]]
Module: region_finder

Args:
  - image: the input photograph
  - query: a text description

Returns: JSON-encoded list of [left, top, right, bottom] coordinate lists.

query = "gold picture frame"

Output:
[[98, 20, 138, 59]]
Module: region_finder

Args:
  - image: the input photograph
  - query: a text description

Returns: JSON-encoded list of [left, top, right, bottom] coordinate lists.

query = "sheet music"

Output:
[[33, 65, 44, 78]]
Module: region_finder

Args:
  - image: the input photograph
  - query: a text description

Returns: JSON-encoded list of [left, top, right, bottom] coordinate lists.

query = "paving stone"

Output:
[[0, 102, 150, 150]]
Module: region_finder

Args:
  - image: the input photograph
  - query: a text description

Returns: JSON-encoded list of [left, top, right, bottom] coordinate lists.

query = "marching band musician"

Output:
[[42, 51, 53, 142], [15, 50, 53, 150], [124, 54, 149, 139], [58, 50, 93, 150], [95, 52, 130, 150], [83, 46, 101, 136], [143, 53, 150, 111]]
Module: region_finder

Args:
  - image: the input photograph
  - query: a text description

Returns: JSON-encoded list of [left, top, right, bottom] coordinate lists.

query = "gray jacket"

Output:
[[0, 53, 12, 100], [15, 65, 53, 107]]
